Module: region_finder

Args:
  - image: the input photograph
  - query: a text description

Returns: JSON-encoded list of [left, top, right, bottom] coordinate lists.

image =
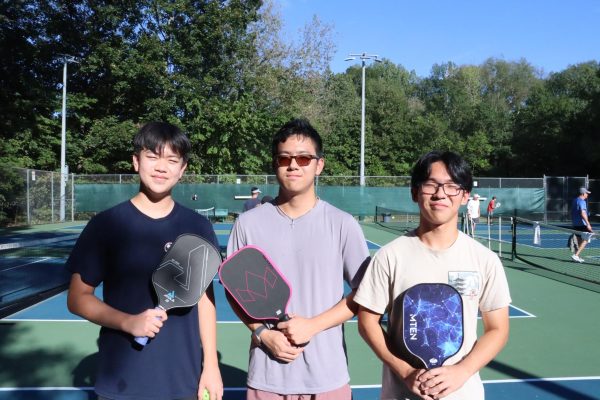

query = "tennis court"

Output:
[[1, 220, 599, 399]]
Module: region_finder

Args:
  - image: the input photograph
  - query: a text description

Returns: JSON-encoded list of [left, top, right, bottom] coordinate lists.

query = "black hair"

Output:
[[410, 151, 473, 192], [133, 122, 191, 164], [271, 118, 323, 158]]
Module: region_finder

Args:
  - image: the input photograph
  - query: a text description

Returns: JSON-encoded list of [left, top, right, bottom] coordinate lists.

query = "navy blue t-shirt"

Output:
[[67, 200, 218, 400]]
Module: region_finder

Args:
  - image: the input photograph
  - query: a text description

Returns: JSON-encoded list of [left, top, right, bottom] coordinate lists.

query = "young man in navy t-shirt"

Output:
[[67, 122, 223, 400]]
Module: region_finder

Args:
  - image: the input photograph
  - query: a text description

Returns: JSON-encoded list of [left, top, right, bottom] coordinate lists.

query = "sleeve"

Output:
[[197, 216, 219, 250], [226, 218, 247, 256], [342, 217, 371, 289], [479, 255, 512, 312], [354, 249, 392, 315], [580, 199, 588, 213], [65, 216, 107, 287]]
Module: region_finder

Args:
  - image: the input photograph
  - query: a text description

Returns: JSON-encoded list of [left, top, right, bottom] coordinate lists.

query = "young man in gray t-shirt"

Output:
[[227, 118, 370, 398]]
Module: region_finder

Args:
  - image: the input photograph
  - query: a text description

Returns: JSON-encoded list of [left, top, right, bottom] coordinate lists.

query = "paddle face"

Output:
[[219, 246, 291, 322], [153, 234, 222, 311], [135, 234, 222, 346], [402, 283, 464, 369]]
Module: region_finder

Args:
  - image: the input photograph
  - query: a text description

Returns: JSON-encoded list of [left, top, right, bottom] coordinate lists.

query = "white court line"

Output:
[[2, 256, 55, 272], [483, 376, 600, 384], [366, 239, 381, 249], [1, 377, 599, 392], [508, 303, 536, 318]]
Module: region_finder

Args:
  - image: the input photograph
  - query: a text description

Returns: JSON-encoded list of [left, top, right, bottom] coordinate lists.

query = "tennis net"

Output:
[[512, 217, 600, 284], [0, 234, 77, 317]]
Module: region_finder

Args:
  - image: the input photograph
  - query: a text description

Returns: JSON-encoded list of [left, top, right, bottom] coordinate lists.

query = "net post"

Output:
[[511, 217, 516, 261], [487, 219, 491, 250], [498, 216, 502, 257]]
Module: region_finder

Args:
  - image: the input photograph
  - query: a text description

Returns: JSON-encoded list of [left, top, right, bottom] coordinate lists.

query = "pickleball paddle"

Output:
[[402, 283, 464, 369], [219, 245, 291, 323], [134, 234, 222, 346]]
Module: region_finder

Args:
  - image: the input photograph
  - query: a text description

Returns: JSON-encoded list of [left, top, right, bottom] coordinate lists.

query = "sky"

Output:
[[275, 0, 600, 77]]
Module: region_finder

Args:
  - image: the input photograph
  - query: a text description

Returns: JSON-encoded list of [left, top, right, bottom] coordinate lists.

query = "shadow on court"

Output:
[[0, 322, 78, 386], [0, 320, 248, 399], [488, 360, 598, 400], [69, 350, 246, 397]]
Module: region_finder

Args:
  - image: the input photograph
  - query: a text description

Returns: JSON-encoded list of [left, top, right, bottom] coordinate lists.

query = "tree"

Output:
[[513, 62, 600, 175]]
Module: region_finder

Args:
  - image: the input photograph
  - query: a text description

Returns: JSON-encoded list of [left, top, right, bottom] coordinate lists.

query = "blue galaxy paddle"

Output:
[[402, 283, 464, 369]]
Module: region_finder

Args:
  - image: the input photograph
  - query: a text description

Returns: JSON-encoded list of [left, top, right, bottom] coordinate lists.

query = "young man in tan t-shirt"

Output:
[[355, 151, 510, 400]]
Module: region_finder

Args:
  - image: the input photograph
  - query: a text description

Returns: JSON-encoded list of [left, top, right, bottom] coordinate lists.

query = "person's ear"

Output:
[[178, 162, 187, 179], [315, 157, 325, 176]]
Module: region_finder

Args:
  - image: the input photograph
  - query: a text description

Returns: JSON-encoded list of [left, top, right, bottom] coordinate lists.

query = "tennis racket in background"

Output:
[[219, 245, 291, 324], [134, 234, 222, 346], [402, 283, 464, 369]]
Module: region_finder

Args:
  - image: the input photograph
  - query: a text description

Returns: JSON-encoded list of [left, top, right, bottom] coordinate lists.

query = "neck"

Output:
[[416, 219, 460, 250], [131, 190, 175, 218], [275, 190, 319, 219]]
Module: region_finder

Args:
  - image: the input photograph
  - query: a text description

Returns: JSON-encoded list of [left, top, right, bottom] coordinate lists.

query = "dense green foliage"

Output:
[[1, 1, 599, 178]]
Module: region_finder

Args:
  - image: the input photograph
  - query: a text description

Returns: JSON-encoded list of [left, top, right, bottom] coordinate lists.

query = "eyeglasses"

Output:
[[420, 182, 463, 196], [275, 154, 320, 167]]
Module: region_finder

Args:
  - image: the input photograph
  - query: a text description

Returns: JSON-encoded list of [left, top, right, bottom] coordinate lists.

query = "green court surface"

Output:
[[1, 222, 599, 399]]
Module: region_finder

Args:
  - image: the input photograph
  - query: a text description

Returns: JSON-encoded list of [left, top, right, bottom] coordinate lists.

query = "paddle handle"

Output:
[[134, 306, 164, 346]]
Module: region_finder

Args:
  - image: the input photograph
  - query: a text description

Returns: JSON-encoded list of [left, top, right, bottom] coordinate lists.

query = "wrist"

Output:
[[252, 325, 268, 345]]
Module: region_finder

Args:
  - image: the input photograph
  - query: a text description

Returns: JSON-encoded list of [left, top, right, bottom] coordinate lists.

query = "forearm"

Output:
[[581, 211, 592, 229], [198, 288, 223, 399], [68, 289, 132, 331], [309, 290, 358, 334], [199, 288, 219, 369], [358, 309, 414, 379], [458, 308, 509, 376], [67, 273, 167, 338]]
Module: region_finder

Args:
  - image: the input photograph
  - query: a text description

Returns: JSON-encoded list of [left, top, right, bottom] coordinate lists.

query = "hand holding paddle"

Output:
[[135, 234, 222, 346], [276, 314, 314, 346], [220, 246, 307, 357]]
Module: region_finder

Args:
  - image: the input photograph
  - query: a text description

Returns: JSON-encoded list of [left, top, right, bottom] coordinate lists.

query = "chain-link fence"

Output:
[[1, 167, 596, 227], [0, 167, 75, 226]]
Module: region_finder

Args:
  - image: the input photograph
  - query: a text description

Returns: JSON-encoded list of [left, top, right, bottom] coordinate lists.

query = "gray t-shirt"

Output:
[[227, 200, 370, 394]]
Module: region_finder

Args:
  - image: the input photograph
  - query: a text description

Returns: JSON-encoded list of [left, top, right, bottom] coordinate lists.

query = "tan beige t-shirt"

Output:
[[355, 230, 511, 400]]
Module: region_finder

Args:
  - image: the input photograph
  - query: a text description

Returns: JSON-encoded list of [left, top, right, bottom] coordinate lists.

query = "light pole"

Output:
[[59, 55, 78, 221], [345, 53, 381, 186]]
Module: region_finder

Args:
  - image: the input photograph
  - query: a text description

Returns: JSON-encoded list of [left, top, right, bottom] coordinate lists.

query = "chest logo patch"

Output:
[[448, 271, 480, 297]]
